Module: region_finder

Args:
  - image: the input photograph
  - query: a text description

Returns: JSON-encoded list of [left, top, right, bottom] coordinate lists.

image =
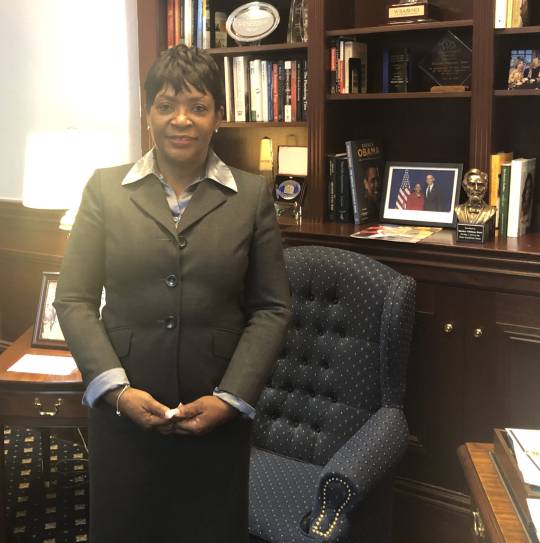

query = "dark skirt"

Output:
[[88, 405, 252, 543]]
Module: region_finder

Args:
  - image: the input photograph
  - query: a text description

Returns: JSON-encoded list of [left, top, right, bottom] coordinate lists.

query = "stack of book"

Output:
[[490, 152, 536, 238], [495, 0, 530, 28], [223, 57, 308, 123], [327, 139, 383, 225], [329, 39, 367, 95], [166, 0, 227, 49]]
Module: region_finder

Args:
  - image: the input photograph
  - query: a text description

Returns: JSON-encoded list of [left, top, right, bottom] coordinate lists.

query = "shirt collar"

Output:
[[121, 147, 237, 193]]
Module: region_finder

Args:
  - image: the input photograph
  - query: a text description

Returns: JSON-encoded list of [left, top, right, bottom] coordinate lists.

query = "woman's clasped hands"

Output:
[[109, 386, 238, 436]]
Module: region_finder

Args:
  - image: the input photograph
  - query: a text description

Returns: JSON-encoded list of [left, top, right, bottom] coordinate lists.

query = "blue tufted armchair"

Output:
[[248, 245, 416, 543]]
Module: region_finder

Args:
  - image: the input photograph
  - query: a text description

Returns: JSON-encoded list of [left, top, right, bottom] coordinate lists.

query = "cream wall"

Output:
[[0, 0, 141, 201]]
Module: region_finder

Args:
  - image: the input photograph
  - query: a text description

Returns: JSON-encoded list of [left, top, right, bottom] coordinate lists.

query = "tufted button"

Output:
[[165, 274, 178, 288], [177, 236, 188, 249], [321, 361, 329, 369], [290, 420, 299, 428], [164, 316, 177, 329], [312, 424, 321, 433], [285, 384, 294, 393]]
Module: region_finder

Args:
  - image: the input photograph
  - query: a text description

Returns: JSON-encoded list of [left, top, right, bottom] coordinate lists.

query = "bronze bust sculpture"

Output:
[[455, 169, 496, 225]]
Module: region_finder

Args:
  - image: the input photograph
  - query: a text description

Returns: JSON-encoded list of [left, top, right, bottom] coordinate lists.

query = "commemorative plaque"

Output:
[[386, 0, 441, 25], [418, 31, 472, 90], [226, 2, 280, 45]]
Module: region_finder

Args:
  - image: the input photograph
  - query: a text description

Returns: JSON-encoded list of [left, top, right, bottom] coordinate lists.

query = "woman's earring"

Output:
[[147, 125, 151, 131], [214, 128, 219, 133]]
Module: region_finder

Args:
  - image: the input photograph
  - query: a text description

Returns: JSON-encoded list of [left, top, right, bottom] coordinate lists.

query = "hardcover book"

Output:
[[498, 163, 512, 238], [345, 139, 384, 224], [507, 157, 536, 237]]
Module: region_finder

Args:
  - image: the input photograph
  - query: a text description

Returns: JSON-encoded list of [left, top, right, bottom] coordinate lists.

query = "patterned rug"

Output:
[[3, 426, 89, 542]]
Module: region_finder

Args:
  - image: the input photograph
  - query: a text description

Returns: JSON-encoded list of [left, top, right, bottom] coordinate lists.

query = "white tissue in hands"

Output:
[[165, 407, 180, 419]]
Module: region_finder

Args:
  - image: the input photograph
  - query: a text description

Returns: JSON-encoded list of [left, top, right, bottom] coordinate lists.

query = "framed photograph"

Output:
[[380, 162, 463, 228], [32, 272, 68, 349]]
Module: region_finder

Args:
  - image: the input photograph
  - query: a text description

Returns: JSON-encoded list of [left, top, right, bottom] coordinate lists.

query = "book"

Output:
[[345, 139, 383, 224], [507, 157, 536, 237], [495, 0, 508, 27], [167, 0, 175, 48], [284, 60, 292, 122], [249, 59, 262, 122], [223, 56, 233, 122], [349, 58, 362, 94], [499, 162, 512, 238], [334, 154, 353, 222], [232, 56, 249, 122], [261, 60, 269, 122], [327, 155, 337, 221], [490, 151, 513, 209]]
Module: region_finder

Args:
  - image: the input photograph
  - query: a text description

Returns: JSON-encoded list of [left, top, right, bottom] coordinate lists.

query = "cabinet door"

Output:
[[400, 282, 467, 490]]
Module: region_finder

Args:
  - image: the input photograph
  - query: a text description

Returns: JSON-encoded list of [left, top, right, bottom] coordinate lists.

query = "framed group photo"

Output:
[[380, 162, 463, 228], [32, 271, 68, 349]]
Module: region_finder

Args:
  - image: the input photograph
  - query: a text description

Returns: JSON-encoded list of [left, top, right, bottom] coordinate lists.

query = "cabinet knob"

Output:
[[443, 323, 454, 334], [473, 328, 484, 339], [472, 511, 486, 539], [34, 397, 63, 417]]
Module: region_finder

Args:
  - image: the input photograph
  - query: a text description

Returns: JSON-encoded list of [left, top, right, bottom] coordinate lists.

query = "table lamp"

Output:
[[22, 129, 122, 230]]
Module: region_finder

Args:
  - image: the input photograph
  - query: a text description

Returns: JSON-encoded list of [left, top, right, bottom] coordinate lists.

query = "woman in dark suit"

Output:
[[54, 45, 291, 542]]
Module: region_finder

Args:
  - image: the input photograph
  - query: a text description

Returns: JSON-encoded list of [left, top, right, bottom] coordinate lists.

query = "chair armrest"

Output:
[[307, 407, 408, 541]]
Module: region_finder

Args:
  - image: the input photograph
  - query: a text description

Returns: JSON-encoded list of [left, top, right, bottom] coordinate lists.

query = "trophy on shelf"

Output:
[[455, 169, 496, 243], [273, 146, 308, 221], [418, 31, 472, 92], [287, 0, 308, 43], [386, 0, 441, 25], [226, 2, 280, 46]]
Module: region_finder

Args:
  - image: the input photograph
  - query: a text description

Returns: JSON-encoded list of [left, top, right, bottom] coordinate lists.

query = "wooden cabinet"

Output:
[[280, 221, 540, 542]]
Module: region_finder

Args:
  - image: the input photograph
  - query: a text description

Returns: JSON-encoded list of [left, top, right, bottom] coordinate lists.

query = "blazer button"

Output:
[[165, 274, 178, 288], [177, 236, 188, 249], [164, 316, 177, 329]]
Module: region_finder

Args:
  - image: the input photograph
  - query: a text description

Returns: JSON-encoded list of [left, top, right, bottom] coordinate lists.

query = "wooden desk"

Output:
[[0, 329, 86, 543], [458, 443, 533, 543]]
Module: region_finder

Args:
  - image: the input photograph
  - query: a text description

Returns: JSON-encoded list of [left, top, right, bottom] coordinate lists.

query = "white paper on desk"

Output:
[[506, 428, 540, 488], [527, 498, 540, 539], [7, 354, 77, 376]]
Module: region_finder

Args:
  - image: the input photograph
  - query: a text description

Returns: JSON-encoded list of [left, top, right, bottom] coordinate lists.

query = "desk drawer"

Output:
[[0, 390, 87, 426]]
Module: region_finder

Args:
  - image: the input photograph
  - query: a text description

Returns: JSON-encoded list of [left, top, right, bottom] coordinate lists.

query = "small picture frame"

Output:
[[380, 162, 463, 228], [32, 272, 68, 349]]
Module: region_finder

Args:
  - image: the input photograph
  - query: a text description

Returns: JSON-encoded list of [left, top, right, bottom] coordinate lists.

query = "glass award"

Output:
[[287, 0, 308, 43], [418, 31, 472, 90]]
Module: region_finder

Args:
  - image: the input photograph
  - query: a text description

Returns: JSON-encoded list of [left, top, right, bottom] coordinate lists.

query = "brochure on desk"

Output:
[[506, 428, 540, 540]]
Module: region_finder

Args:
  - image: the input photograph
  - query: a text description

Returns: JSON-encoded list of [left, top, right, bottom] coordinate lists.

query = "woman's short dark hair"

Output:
[[144, 45, 224, 111]]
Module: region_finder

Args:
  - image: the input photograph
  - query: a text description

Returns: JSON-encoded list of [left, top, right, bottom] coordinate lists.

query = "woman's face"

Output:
[[147, 83, 222, 170]]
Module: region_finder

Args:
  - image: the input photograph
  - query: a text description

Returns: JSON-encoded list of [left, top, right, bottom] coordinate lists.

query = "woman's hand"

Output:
[[104, 387, 170, 430], [162, 395, 239, 436]]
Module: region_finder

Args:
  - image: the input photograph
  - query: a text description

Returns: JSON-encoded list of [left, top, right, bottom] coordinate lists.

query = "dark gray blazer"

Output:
[[54, 164, 292, 408]]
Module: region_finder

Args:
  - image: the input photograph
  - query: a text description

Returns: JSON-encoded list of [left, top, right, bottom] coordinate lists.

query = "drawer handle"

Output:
[[472, 511, 486, 539], [473, 328, 484, 339], [443, 322, 454, 334], [34, 398, 63, 417]]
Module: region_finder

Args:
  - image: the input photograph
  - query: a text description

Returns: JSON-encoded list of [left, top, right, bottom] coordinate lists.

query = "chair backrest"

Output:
[[253, 245, 415, 465]]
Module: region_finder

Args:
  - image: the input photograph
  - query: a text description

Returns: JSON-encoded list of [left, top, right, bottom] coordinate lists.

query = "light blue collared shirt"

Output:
[[83, 148, 255, 419]]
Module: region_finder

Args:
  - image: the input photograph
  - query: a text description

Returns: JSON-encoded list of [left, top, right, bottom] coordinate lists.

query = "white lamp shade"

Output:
[[22, 130, 121, 210]]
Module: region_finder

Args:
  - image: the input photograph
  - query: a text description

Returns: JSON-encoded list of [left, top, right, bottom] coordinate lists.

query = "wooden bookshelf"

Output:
[[327, 91, 472, 100], [133, 2, 540, 543], [326, 19, 474, 37], [205, 42, 308, 55], [495, 25, 540, 35]]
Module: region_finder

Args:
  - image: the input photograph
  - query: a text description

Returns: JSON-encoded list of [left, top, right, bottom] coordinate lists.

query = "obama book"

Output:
[[345, 139, 384, 224]]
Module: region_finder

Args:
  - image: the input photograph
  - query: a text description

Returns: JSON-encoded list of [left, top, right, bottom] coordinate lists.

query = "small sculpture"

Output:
[[455, 169, 496, 225]]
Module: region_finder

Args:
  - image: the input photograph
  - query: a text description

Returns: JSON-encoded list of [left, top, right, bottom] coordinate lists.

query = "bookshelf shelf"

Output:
[[327, 91, 472, 101], [220, 122, 308, 128], [326, 19, 473, 38], [206, 42, 308, 56], [495, 25, 540, 35], [494, 89, 540, 96]]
